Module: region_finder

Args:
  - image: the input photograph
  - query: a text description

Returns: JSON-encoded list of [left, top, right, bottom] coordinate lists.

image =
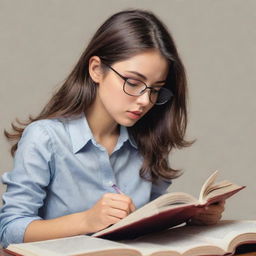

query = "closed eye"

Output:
[[150, 87, 162, 94], [126, 78, 144, 87]]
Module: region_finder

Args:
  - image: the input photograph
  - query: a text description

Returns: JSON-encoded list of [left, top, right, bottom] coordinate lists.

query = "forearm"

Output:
[[24, 211, 90, 243]]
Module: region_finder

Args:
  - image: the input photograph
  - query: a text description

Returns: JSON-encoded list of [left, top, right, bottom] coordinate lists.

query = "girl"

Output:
[[0, 9, 224, 248]]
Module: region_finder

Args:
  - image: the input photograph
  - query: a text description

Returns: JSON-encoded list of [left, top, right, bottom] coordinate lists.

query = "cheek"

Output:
[[98, 79, 129, 110], [144, 104, 154, 114]]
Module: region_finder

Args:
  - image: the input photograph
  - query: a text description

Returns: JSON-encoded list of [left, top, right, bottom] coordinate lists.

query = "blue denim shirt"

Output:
[[0, 115, 171, 248]]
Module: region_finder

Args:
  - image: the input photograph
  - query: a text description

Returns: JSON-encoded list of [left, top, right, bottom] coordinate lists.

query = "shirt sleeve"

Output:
[[0, 122, 54, 248], [150, 178, 172, 201]]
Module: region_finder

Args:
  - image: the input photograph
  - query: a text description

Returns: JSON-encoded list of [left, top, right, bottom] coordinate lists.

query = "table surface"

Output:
[[1, 245, 256, 256]]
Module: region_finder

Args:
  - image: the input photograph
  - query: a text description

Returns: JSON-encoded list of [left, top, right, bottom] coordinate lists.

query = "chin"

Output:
[[124, 123, 136, 127], [116, 118, 138, 127]]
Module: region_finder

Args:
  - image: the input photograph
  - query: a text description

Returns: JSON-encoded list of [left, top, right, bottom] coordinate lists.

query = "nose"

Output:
[[136, 90, 151, 106]]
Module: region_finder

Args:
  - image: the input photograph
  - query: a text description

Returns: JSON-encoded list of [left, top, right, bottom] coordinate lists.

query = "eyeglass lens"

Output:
[[124, 78, 172, 105]]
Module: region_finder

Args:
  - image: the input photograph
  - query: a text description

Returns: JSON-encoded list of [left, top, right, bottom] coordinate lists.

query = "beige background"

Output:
[[0, 0, 255, 221]]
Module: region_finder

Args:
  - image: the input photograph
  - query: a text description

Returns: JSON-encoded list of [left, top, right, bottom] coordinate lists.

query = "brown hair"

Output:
[[5, 9, 193, 181]]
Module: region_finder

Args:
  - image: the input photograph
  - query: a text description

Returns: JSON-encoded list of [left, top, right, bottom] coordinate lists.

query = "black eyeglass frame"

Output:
[[102, 62, 173, 105]]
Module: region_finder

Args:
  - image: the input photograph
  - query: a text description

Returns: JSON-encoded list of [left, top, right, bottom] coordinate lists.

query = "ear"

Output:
[[88, 56, 103, 83]]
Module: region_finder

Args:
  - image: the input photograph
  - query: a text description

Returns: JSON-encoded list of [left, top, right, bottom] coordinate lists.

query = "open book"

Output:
[[5, 220, 256, 256], [93, 171, 245, 240]]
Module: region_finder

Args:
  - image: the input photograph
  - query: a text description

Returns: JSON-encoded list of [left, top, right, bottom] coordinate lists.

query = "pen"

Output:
[[112, 184, 124, 194]]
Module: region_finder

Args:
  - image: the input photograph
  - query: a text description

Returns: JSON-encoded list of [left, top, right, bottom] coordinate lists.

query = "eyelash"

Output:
[[124, 76, 164, 90]]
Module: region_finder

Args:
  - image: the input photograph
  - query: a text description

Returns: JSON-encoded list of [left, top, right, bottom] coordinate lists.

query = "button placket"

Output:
[[93, 145, 116, 190]]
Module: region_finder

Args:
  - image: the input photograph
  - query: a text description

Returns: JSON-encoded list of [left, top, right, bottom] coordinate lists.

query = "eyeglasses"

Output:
[[102, 63, 173, 105]]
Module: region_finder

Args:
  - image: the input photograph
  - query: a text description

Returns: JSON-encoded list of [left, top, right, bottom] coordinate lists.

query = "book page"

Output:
[[8, 235, 141, 256], [124, 220, 256, 256], [198, 171, 245, 204], [204, 182, 244, 203], [153, 192, 197, 209], [198, 170, 219, 203]]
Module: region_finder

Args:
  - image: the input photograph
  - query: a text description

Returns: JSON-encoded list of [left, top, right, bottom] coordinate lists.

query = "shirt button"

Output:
[[104, 180, 113, 187]]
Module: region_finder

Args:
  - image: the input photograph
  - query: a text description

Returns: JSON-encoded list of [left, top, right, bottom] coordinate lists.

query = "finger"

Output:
[[130, 202, 136, 212], [194, 211, 222, 221], [105, 215, 124, 226], [192, 214, 221, 225], [198, 211, 222, 221], [210, 205, 224, 214], [218, 200, 225, 205], [197, 211, 222, 219], [187, 218, 205, 226], [201, 214, 221, 225], [103, 198, 131, 213], [103, 195, 135, 214], [103, 193, 124, 200], [218, 200, 226, 208], [209, 200, 225, 208], [107, 207, 129, 219], [103, 193, 135, 214], [204, 204, 225, 214], [104, 193, 133, 205], [108, 193, 136, 212]]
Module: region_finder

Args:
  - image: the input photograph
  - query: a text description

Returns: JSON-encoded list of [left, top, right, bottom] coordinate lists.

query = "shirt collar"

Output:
[[127, 129, 138, 149], [67, 115, 137, 154], [67, 115, 93, 154], [115, 125, 138, 151]]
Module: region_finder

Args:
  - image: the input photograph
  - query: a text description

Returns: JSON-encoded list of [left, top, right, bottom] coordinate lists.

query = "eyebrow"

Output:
[[126, 71, 166, 84]]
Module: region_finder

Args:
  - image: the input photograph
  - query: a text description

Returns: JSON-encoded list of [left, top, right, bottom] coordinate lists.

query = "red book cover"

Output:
[[95, 186, 245, 240]]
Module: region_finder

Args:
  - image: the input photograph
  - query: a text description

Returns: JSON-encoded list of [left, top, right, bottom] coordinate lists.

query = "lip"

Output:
[[127, 111, 142, 120]]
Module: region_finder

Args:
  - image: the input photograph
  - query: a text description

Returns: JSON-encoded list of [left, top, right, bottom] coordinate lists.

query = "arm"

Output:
[[150, 178, 172, 200], [1, 122, 135, 246], [24, 193, 135, 242], [0, 123, 52, 247]]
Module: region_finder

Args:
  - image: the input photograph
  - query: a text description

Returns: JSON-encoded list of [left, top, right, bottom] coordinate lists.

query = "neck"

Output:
[[85, 99, 119, 141]]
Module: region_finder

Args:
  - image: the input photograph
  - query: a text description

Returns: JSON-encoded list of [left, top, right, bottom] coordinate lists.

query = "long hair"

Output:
[[5, 9, 193, 181]]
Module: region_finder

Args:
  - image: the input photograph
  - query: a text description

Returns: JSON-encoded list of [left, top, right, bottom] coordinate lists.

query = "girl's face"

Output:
[[91, 50, 169, 127]]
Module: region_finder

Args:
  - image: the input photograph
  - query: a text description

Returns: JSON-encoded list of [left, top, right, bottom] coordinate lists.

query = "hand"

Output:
[[83, 193, 136, 233], [187, 200, 225, 226]]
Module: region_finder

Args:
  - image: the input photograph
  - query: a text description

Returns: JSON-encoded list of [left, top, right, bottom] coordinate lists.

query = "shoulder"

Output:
[[23, 118, 67, 136], [19, 118, 68, 150]]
